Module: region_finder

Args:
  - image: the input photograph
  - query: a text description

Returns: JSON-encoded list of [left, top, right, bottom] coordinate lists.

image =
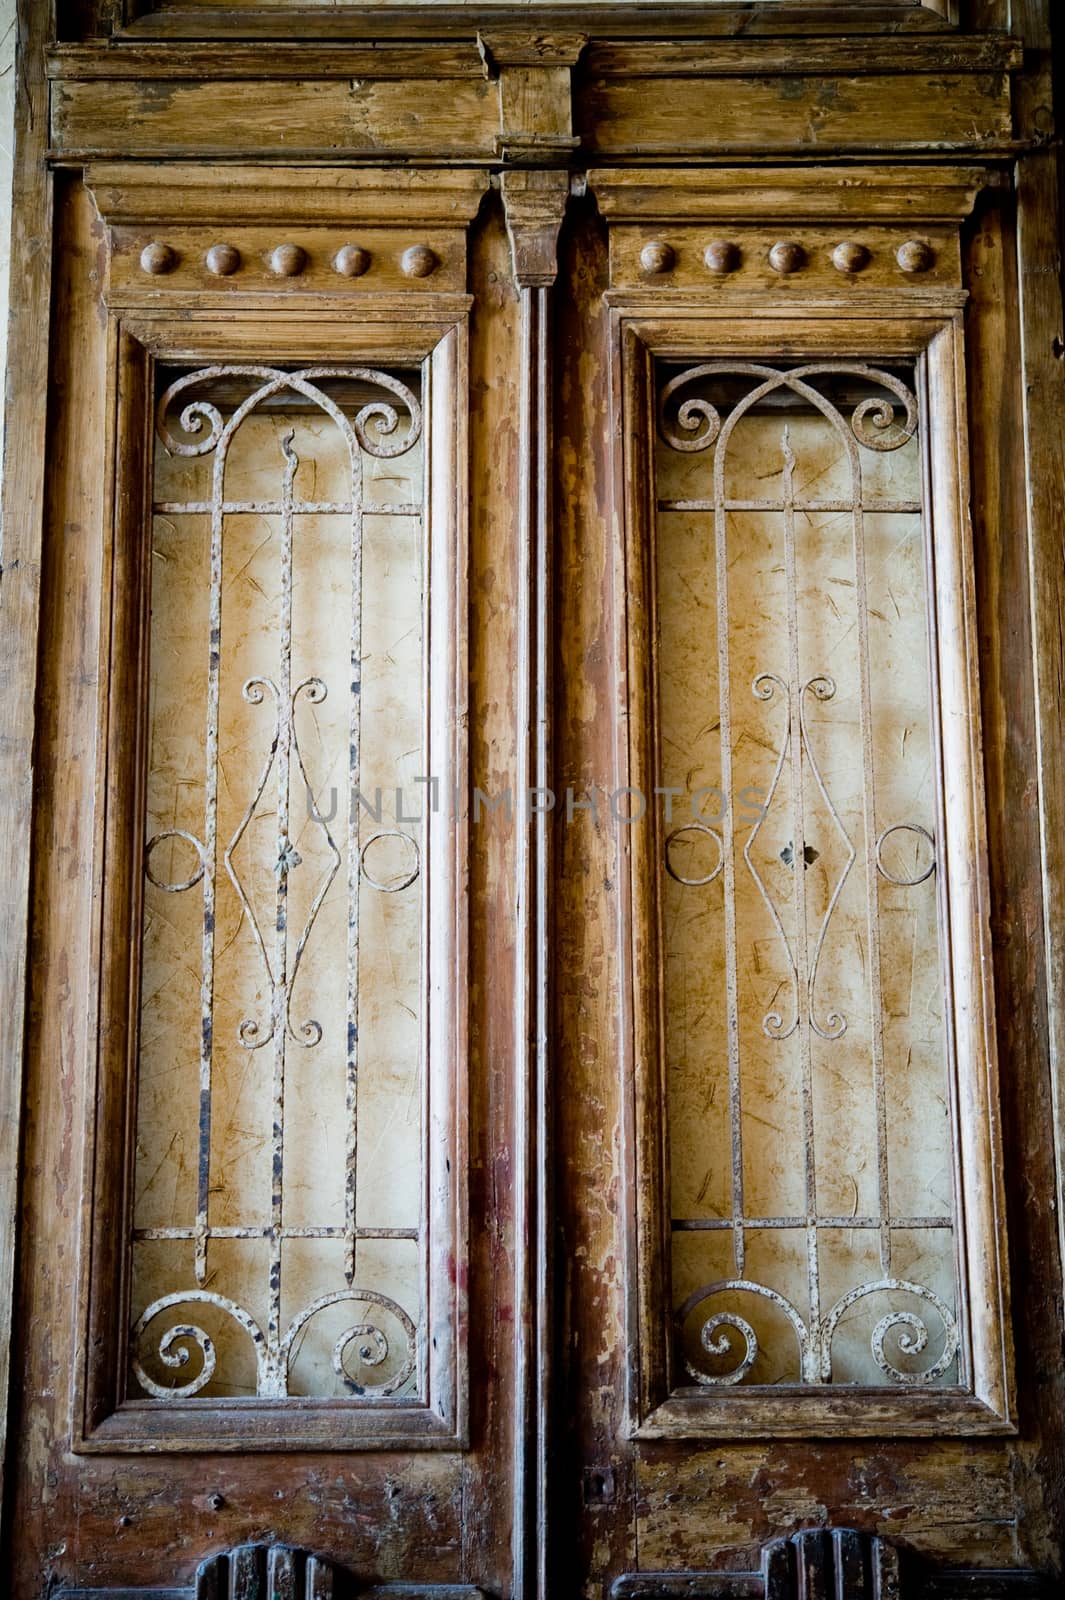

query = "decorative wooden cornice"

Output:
[[93, 4, 968, 44], [82, 164, 488, 307], [84, 164, 489, 229], [587, 164, 995, 306], [48, 36, 1020, 81], [587, 166, 993, 225]]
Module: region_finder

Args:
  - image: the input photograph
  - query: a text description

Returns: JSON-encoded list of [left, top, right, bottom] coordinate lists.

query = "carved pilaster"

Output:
[[498, 150, 569, 1600]]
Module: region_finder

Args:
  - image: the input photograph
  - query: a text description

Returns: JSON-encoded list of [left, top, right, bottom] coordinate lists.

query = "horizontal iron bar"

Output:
[[133, 1226, 420, 1241], [657, 498, 922, 514], [152, 500, 422, 517], [672, 1215, 952, 1231]]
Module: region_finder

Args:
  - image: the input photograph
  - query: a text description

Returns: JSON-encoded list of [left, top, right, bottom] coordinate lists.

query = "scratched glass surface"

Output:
[[655, 364, 958, 1389], [132, 367, 425, 1400]]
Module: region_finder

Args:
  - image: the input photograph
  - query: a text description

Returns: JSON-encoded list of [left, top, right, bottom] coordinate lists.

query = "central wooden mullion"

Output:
[[503, 164, 569, 1600]]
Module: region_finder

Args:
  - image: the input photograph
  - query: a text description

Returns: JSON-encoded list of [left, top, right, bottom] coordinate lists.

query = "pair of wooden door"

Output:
[[3, 3, 1065, 1597]]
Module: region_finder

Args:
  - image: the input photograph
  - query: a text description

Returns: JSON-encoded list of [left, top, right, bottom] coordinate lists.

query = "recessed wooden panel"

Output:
[[616, 314, 1013, 1438], [78, 315, 470, 1452]]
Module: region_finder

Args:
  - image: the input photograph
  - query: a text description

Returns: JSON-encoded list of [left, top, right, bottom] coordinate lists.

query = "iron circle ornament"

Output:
[[359, 829, 421, 893], [144, 828, 207, 893], [875, 822, 936, 886], [665, 821, 725, 887]]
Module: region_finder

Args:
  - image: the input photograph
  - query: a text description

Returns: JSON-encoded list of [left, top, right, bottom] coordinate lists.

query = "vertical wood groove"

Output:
[[513, 279, 554, 1600]]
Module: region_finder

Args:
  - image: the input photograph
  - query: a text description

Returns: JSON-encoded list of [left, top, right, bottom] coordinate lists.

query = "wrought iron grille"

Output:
[[131, 364, 426, 1401], [655, 361, 959, 1388]]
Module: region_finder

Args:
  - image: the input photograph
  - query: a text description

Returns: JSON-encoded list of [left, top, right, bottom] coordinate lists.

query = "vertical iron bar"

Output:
[[712, 419, 745, 1278], [269, 430, 298, 1352], [345, 433, 365, 1287], [781, 429, 820, 1366], [853, 483, 891, 1277], [195, 449, 226, 1287]]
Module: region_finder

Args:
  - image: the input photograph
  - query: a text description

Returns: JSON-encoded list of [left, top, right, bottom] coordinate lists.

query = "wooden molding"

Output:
[[100, 5, 963, 44], [48, 42, 489, 79], [84, 164, 489, 229], [583, 36, 1021, 77], [587, 166, 995, 226], [49, 38, 1017, 83], [82, 166, 488, 307]]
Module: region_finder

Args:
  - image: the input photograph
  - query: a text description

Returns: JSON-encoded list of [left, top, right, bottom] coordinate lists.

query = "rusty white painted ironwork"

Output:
[[135, 365, 423, 1400], [657, 362, 957, 1388]]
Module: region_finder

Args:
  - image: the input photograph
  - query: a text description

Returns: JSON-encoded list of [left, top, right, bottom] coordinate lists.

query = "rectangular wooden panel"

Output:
[[77, 312, 470, 1452], [50, 78, 498, 159], [614, 312, 1013, 1439], [580, 74, 1012, 157]]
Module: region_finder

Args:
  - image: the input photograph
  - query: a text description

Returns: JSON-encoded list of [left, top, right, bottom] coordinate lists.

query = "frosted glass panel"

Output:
[[655, 362, 958, 1389], [132, 365, 425, 1401]]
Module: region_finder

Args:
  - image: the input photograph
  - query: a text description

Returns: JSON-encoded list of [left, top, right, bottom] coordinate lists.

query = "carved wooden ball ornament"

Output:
[[769, 240, 806, 275], [704, 240, 740, 274], [832, 240, 871, 275], [205, 243, 241, 277], [139, 241, 177, 276], [897, 238, 935, 273], [269, 243, 307, 278], [334, 244, 371, 277], [640, 240, 676, 275], [400, 244, 438, 279]]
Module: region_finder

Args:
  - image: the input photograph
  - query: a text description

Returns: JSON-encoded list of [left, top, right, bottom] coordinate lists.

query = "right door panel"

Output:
[[552, 167, 1057, 1599]]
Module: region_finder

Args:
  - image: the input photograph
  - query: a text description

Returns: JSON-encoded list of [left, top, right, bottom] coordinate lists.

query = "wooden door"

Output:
[[2, 3, 1065, 1598]]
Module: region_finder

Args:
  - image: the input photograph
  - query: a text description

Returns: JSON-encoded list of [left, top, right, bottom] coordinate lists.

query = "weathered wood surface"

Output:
[[83, 4, 961, 44], [577, 72, 1014, 158], [50, 78, 500, 161], [0, 0, 54, 1518], [49, 66, 1017, 164], [0, 155, 521, 1600], [4, 0, 1065, 1595]]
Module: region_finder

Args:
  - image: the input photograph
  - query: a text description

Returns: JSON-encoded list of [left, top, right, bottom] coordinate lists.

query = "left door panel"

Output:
[[5, 170, 516, 1598]]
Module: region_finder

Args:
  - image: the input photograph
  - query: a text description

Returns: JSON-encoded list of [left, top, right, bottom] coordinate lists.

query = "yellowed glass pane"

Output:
[[132, 366, 425, 1401], [656, 363, 958, 1389]]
